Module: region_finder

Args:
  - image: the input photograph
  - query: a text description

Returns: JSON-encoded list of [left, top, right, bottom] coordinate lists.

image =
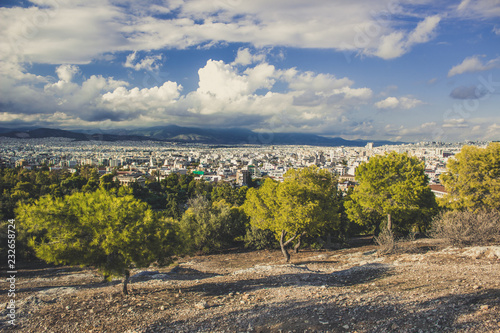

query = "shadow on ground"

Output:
[[143, 288, 500, 332]]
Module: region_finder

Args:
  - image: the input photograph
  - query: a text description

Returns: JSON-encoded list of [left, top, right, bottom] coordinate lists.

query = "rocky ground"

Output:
[[1, 239, 500, 332]]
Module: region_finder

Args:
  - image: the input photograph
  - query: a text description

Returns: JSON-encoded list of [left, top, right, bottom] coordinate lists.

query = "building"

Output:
[[429, 184, 447, 198], [236, 169, 250, 186]]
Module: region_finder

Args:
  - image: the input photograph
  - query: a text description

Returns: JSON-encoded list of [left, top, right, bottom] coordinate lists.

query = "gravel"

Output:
[[2, 241, 500, 332]]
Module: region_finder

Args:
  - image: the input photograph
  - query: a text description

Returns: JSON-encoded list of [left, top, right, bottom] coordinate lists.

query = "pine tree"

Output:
[[17, 188, 179, 295]]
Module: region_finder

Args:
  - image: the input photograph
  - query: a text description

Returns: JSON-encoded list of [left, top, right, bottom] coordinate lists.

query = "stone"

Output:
[[480, 305, 489, 310], [195, 301, 208, 310]]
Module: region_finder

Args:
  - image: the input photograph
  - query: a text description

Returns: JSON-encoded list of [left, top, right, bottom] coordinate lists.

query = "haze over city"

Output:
[[1, 0, 499, 142]]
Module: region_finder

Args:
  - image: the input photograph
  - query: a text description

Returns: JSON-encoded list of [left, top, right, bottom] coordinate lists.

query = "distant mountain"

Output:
[[0, 128, 155, 142], [108, 125, 401, 147], [1, 126, 404, 147]]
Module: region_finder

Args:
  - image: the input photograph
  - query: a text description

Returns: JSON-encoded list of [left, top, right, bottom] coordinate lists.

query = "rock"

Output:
[[195, 301, 208, 310], [343, 324, 349, 329], [480, 305, 489, 310], [473, 285, 481, 290]]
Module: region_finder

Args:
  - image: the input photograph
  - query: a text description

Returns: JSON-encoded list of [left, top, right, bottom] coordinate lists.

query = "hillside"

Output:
[[0, 126, 403, 147], [2, 240, 499, 332]]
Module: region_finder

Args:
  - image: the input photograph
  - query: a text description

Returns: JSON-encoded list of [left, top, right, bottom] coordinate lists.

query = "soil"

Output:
[[2, 239, 500, 332]]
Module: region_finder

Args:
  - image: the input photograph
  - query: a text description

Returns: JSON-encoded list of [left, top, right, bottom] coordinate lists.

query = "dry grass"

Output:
[[374, 229, 418, 255], [430, 210, 500, 247]]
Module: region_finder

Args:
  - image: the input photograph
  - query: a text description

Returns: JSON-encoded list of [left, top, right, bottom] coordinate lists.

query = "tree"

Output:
[[178, 196, 248, 253], [244, 166, 339, 262], [440, 142, 500, 212], [345, 152, 437, 234], [16, 189, 179, 295]]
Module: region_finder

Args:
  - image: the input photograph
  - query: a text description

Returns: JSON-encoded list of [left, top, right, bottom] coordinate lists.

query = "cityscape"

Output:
[[0, 135, 491, 194], [1, 0, 499, 331]]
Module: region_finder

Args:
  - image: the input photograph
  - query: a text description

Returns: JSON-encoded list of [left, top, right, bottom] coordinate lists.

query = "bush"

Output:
[[374, 229, 396, 255], [374, 229, 418, 255], [430, 210, 500, 247], [244, 225, 277, 250], [179, 197, 248, 254]]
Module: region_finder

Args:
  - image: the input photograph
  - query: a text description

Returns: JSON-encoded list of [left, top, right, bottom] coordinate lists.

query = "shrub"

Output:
[[374, 229, 418, 255], [430, 210, 500, 247], [244, 225, 277, 250]]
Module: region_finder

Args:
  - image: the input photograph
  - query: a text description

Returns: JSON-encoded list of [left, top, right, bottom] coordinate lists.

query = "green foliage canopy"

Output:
[[345, 152, 437, 234], [16, 189, 178, 293], [440, 143, 500, 212], [244, 166, 339, 261], [179, 196, 248, 253]]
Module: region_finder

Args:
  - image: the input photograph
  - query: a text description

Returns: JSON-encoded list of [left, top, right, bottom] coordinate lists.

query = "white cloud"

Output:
[[0, 0, 445, 66], [232, 48, 266, 66], [124, 52, 162, 71], [101, 81, 182, 111], [448, 55, 500, 77], [494, 25, 500, 35], [55, 64, 80, 82], [375, 96, 423, 109], [374, 15, 440, 59], [456, 0, 500, 18]]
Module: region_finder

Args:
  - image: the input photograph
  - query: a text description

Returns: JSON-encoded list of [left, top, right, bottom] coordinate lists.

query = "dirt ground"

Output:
[[1, 239, 500, 332]]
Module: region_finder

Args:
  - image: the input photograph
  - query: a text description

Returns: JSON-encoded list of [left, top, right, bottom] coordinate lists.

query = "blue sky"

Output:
[[1, 0, 499, 142]]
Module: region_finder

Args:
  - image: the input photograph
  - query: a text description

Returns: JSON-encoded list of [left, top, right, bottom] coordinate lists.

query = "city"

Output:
[[0, 136, 492, 195]]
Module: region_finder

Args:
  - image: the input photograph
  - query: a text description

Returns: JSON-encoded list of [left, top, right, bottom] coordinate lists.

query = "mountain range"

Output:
[[0, 126, 403, 147]]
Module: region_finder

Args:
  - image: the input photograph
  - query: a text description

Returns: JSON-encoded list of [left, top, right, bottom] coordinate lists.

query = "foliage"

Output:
[[244, 166, 339, 261], [430, 210, 500, 247], [178, 196, 248, 253], [16, 189, 179, 294], [244, 225, 277, 250], [345, 152, 438, 234], [439, 143, 500, 212], [211, 183, 248, 206]]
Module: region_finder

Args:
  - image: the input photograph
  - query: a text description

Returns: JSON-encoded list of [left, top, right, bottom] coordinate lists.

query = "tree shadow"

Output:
[[177, 263, 392, 297], [142, 288, 500, 332], [165, 266, 221, 281]]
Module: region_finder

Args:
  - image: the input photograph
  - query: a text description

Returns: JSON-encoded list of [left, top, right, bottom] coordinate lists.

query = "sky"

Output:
[[0, 0, 499, 142]]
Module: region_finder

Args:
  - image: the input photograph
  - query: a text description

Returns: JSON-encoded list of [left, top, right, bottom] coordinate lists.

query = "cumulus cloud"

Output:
[[374, 96, 423, 109], [197, 60, 276, 101], [55, 65, 80, 82], [449, 85, 487, 99], [232, 48, 266, 66], [1, 53, 376, 132], [124, 52, 163, 71], [101, 81, 182, 111], [448, 55, 500, 77]]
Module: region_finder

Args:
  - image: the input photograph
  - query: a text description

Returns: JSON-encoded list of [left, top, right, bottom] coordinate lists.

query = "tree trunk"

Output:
[[280, 230, 291, 262], [293, 235, 302, 253], [387, 214, 392, 231], [122, 269, 130, 295]]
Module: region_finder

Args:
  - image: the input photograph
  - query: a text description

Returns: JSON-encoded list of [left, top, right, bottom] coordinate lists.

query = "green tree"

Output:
[[179, 196, 248, 253], [440, 143, 500, 212], [345, 152, 437, 234], [244, 166, 339, 262], [16, 189, 179, 295]]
